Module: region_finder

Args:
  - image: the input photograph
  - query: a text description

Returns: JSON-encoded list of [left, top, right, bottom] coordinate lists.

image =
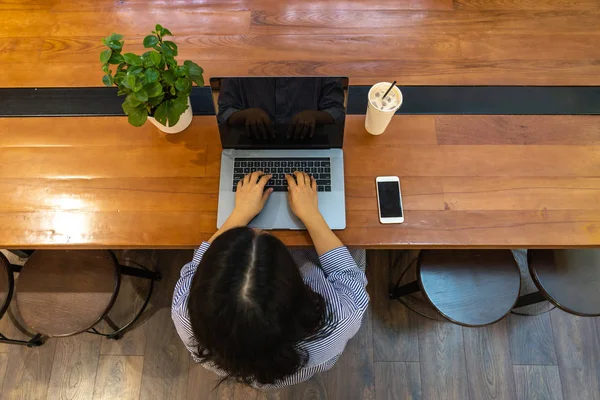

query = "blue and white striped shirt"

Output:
[[171, 242, 369, 389]]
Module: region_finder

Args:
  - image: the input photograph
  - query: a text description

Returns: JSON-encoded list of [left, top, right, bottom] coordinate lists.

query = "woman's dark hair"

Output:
[[188, 227, 334, 386]]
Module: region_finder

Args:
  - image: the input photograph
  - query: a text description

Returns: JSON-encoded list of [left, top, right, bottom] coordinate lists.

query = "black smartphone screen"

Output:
[[377, 181, 403, 218]]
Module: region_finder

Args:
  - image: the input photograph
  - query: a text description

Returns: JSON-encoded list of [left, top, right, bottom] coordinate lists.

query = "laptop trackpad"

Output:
[[248, 192, 304, 230]]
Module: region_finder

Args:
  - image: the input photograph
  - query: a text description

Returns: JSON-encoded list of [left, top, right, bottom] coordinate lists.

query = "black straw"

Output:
[[381, 81, 397, 101]]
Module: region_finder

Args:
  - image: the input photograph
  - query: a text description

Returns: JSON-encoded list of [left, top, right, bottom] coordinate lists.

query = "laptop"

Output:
[[211, 77, 348, 230]]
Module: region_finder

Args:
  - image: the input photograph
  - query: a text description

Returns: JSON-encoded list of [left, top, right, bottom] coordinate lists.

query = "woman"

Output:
[[172, 171, 369, 388]]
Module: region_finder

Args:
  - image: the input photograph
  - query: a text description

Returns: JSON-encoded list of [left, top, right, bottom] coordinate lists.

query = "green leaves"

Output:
[[145, 68, 159, 83], [126, 106, 148, 127], [133, 89, 148, 102], [108, 52, 124, 65], [100, 25, 200, 128], [149, 51, 161, 66], [161, 40, 178, 56], [184, 60, 204, 87], [107, 33, 124, 42], [161, 69, 175, 84], [144, 81, 163, 97], [102, 74, 113, 87], [122, 53, 142, 66], [100, 49, 112, 63], [123, 75, 143, 92], [154, 24, 173, 37], [143, 35, 159, 48], [175, 77, 191, 92], [153, 98, 188, 127]]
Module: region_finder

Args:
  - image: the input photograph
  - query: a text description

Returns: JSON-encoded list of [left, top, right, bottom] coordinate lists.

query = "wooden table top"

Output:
[[1, 114, 598, 249], [2, 0, 600, 248]]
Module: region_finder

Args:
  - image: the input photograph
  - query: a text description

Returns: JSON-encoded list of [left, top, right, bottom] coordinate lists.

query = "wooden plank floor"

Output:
[[1, 0, 600, 86], [1, 249, 599, 400]]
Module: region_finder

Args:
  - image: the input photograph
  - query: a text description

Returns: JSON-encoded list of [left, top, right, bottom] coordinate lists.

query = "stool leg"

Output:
[[0, 332, 44, 347], [389, 280, 420, 299], [119, 265, 161, 281], [514, 291, 547, 308], [106, 277, 156, 340]]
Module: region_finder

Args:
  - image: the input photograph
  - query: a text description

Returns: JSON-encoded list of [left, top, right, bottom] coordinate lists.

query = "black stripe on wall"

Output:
[[1, 86, 599, 117]]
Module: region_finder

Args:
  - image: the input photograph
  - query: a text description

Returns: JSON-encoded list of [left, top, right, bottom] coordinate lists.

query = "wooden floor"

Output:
[[1, 0, 600, 87], [1, 249, 599, 400]]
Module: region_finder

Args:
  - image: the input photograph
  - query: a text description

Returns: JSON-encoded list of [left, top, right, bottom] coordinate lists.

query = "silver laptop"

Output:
[[211, 77, 348, 230]]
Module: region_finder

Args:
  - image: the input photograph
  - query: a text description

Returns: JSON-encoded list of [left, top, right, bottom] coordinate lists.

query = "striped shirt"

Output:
[[171, 242, 369, 389]]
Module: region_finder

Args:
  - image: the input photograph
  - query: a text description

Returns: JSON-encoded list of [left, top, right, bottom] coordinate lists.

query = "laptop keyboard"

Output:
[[233, 158, 332, 192]]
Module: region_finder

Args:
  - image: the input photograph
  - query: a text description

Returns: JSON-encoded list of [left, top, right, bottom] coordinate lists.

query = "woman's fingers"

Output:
[[285, 173, 297, 188], [257, 174, 272, 189], [310, 176, 317, 191], [293, 171, 306, 186], [246, 171, 262, 184]]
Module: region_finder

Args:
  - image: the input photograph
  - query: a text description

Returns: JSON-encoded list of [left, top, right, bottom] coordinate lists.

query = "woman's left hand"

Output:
[[232, 171, 273, 224]]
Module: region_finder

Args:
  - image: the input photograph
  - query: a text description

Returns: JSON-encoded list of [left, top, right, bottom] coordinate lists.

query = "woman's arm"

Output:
[[209, 171, 274, 243], [285, 171, 343, 256]]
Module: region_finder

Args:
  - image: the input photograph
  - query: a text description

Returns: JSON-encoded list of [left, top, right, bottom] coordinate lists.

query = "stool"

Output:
[[390, 250, 521, 327], [514, 249, 600, 316], [0, 252, 43, 347], [15, 250, 160, 339]]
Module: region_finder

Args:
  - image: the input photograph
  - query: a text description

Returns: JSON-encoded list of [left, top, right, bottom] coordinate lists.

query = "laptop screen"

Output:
[[210, 77, 348, 149]]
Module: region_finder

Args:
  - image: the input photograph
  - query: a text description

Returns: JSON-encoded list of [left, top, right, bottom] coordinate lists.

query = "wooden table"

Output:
[[0, 113, 598, 249]]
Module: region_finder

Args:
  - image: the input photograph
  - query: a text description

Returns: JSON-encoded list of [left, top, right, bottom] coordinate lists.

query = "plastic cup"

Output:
[[365, 82, 403, 135]]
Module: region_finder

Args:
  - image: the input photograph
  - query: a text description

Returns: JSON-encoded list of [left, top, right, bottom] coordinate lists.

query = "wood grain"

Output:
[[454, 0, 600, 10], [442, 177, 600, 211], [0, 353, 8, 394], [49, 0, 454, 12], [367, 250, 420, 362], [418, 320, 468, 400], [550, 309, 600, 400], [0, 38, 42, 63], [0, 146, 206, 179], [463, 321, 517, 400], [247, 59, 600, 85], [250, 10, 600, 35], [139, 308, 190, 400], [93, 356, 144, 400], [1, 336, 57, 399], [507, 313, 558, 365], [2, 1, 600, 87], [435, 115, 600, 145], [47, 334, 102, 400], [41, 34, 461, 63], [0, 0, 51, 10], [459, 34, 600, 61], [323, 307, 375, 400], [1, 11, 251, 37], [513, 365, 564, 400], [374, 362, 422, 400]]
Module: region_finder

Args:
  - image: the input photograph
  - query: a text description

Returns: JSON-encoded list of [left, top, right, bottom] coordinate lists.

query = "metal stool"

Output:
[[390, 250, 521, 327], [0, 252, 43, 347], [514, 249, 600, 316], [15, 250, 160, 339]]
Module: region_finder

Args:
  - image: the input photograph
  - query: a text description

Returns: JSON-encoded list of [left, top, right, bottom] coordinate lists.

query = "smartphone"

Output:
[[376, 176, 404, 224]]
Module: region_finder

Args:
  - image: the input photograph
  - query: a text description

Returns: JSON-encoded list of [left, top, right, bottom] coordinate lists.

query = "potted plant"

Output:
[[100, 24, 204, 133]]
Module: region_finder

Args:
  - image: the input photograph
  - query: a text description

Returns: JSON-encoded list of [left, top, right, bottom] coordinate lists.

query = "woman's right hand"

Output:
[[285, 171, 321, 224]]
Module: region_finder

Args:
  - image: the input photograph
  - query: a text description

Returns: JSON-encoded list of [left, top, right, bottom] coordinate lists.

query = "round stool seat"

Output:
[[530, 249, 600, 316], [16, 250, 118, 337], [419, 250, 521, 326]]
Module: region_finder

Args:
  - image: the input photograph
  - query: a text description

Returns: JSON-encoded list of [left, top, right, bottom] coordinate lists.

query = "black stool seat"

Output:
[[529, 249, 600, 316], [419, 250, 521, 326]]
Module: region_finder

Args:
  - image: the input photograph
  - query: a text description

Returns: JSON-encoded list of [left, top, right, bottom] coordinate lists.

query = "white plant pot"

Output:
[[147, 97, 193, 134]]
